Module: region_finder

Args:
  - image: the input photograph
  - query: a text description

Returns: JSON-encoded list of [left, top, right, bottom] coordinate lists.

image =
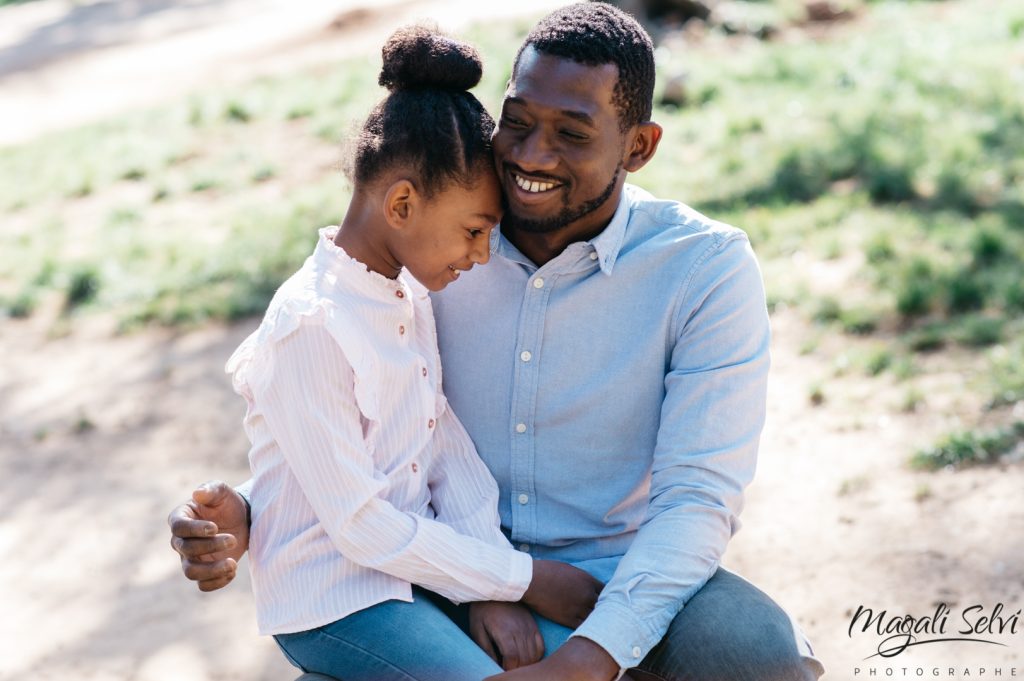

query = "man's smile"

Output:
[[504, 165, 567, 208], [512, 172, 561, 194]]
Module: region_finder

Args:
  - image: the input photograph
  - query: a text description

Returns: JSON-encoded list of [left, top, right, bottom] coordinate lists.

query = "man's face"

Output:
[[492, 47, 630, 236]]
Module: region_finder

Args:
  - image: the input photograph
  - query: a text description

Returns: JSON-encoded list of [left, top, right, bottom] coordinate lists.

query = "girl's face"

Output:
[[395, 167, 503, 291]]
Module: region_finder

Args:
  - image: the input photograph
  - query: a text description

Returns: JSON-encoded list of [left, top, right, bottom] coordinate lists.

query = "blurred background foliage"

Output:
[[1, 0, 1022, 464]]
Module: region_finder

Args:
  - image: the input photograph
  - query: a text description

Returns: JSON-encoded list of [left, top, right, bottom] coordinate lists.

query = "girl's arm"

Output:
[[427, 405, 513, 549], [255, 320, 532, 604]]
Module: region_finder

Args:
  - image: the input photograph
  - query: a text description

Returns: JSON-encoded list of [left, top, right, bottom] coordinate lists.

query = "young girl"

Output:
[[226, 27, 599, 681]]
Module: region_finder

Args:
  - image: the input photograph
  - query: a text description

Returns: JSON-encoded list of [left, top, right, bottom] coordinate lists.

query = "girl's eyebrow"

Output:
[[474, 213, 499, 224]]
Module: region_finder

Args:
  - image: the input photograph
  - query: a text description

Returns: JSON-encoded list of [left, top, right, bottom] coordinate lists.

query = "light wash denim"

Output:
[[281, 569, 824, 681], [275, 587, 502, 681]]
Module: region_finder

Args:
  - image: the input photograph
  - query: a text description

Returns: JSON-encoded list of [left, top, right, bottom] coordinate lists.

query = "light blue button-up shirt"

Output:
[[431, 183, 771, 669]]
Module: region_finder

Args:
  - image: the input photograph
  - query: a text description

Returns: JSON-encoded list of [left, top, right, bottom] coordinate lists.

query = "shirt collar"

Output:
[[312, 226, 417, 302], [588, 186, 631, 276], [491, 186, 632, 276]]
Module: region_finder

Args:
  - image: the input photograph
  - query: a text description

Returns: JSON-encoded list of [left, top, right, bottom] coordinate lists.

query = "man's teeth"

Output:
[[514, 174, 558, 193]]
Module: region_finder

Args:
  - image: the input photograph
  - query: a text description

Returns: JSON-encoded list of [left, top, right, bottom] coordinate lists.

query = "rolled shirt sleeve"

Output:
[[570, 234, 770, 668]]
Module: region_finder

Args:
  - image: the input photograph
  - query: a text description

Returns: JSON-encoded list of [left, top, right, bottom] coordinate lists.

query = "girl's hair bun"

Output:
[[378, 26, 483, 92]]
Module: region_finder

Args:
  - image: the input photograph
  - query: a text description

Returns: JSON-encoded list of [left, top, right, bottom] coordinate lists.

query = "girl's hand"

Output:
[[521, 559, 603, 629], [469, 601, 545, 670]]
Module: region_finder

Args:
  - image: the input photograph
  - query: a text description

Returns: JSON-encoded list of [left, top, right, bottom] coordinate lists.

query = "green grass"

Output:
[[987, 338, 1024, 409], [5, 0, 1018, 333], [911, 421, 1024, 470]]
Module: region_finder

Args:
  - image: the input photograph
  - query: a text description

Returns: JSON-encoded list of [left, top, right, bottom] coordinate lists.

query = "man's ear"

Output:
[[382, 179, 417, 230], [622, 121, 663, 173]]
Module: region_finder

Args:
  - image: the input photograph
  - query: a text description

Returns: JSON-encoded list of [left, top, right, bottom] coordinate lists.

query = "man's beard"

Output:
[[501, 162, 622, 235]]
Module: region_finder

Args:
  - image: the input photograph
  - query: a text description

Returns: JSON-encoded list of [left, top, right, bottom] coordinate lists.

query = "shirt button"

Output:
[[411, 463, 418, 473], [532, 277, 544, 289], [515, 423, 527, 434], [632, 646, 642, 659], [590, 252, 599, 260], [399, 325, 406, 335], [520, 350, 532, 362], [519, 543, 530, 552], [427, 418, 435, 429], [517, 493, 529, 505], [395, 290, 405, 299], [421, 367, 428, 377]]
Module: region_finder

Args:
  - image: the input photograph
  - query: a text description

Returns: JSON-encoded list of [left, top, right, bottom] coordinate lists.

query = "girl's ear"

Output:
[[382, 179, 418, 230]]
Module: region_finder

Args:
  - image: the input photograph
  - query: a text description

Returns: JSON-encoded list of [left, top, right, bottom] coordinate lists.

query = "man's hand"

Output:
[[520, 559, 603, 629], [167, 481, 250, 591], [483, 637, 621, 681], [469, 602, 544, 670]]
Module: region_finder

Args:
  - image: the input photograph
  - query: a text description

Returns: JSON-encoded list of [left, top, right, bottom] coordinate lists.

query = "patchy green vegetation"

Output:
[[911, 422, 1024, 470]]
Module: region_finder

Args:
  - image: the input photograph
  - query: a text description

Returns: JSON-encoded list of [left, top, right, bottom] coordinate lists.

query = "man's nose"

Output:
[[514, 129, 558, 173]]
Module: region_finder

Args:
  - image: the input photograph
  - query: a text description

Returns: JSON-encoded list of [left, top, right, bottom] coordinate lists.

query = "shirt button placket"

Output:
[[511, 271, 549, 549]]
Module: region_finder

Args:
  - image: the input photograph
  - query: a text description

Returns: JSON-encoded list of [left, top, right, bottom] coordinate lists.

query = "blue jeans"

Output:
[[274, 586, 502, 681], [276, 568, 824, 681]]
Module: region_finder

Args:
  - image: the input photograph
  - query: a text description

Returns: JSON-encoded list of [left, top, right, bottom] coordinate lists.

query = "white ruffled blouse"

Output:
[[227, 226, 532, 635]]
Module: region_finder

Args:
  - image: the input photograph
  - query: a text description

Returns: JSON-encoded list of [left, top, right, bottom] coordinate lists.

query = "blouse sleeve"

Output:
[[254, 318, 532, 604], [428, 404, 515, 551]]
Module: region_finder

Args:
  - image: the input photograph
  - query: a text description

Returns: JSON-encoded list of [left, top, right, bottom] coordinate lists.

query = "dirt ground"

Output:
[[2, 1, 1022, 679]]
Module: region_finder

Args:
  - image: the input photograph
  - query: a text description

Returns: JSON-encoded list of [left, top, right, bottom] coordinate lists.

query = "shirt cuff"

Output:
[[495, 549, 533, 602], [235, 479, 254, 506], [568, 600, 662, 672]]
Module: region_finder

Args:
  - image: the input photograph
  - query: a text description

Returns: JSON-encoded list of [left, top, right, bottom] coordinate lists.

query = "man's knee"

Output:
[[641, 630, 821, 681], [638, 569, 824, 681]]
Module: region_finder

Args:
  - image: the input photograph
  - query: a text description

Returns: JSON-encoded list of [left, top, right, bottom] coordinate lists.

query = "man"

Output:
[[169, 4, 824, 680]]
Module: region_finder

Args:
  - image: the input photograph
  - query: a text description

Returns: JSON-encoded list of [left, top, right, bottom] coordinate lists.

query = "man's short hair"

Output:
[[515, 2, 655, 131]]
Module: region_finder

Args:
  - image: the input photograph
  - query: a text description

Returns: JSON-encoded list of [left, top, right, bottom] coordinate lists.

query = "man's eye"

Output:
[[561, 130, 587, 141], [502, 115, 527, 127]]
